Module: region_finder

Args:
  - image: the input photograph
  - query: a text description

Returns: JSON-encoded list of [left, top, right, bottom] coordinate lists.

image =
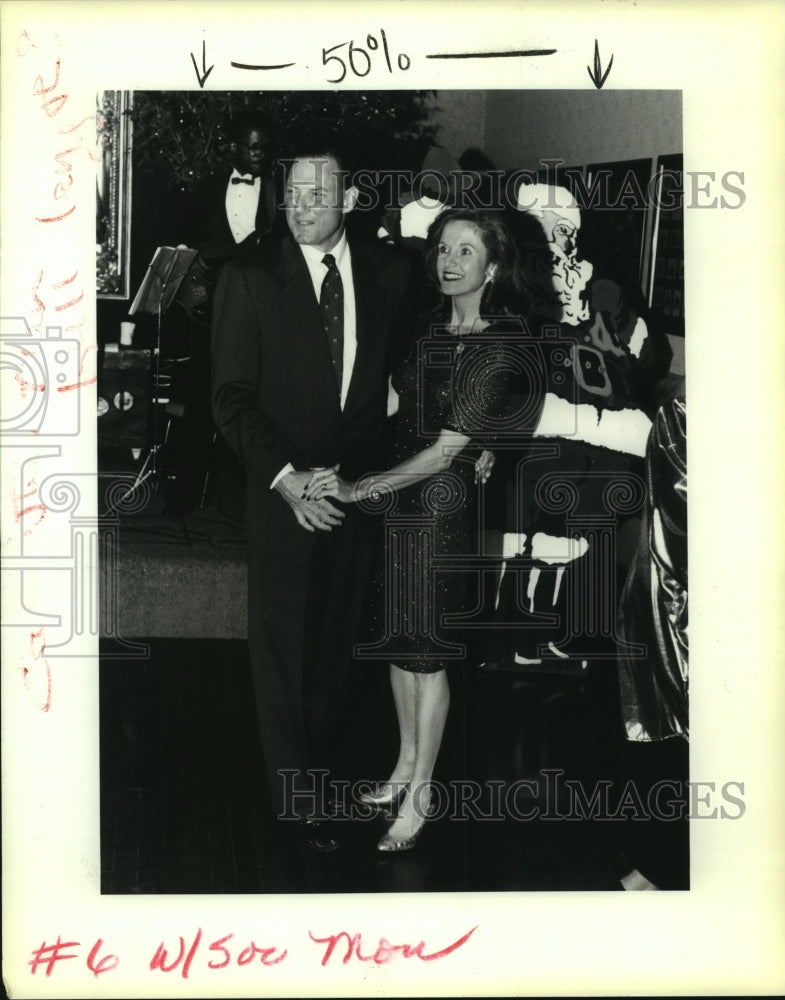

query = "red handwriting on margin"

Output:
[[12, 362, 46, 404], [42, 133, 101, 219], [17, 29, 39, 56], [51, 269, 83, 310], [23, 628, 52, 713], [43, 124, 99, 217], [28, 937, 80, 975], [207, 933, 287, 969], [150, 929, 288, 978], [30, 269, 47, 335], [24, 39, 93, 225], [308, 925, 478, 967], [28, 937, 118, 977], [86, 940, 120, 978], [58, 344, 98, 394], [33, 56, 67, 117], [150, 929, 202, 979], [59, 113, 96, 139], [14, 478, 47, 531], [35, 203, 76, 225], [31, 268, 88, 339]]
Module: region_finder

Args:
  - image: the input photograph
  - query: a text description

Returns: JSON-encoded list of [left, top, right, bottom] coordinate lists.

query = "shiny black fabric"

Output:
[[617, 383, 687, 741]]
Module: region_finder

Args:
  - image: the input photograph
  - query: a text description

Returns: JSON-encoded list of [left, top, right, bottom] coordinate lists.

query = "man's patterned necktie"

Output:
[[320, 253, 344, 394]]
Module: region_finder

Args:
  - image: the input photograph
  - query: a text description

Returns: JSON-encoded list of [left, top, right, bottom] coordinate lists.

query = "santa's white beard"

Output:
[[549, 245, 593, 325], [525, 244, 593, 326]]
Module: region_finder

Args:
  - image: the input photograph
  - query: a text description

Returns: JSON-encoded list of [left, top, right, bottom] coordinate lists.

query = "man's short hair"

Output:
[[227, 109, 276, 144], [283, 145, 355, 190]]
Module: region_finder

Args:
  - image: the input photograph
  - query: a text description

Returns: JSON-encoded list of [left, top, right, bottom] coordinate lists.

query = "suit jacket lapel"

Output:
[[344, 239, 383, 415], [257, 177, 276, 235], [217, 173, 234, 245], [278, 237, 342, 411]]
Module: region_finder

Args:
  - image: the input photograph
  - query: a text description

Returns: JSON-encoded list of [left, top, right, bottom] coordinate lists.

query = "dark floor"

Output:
[[100, 632, 634, 894]]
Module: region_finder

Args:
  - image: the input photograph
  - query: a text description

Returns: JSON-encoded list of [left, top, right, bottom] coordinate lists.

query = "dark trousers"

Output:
[[246, 505, 375, 819]]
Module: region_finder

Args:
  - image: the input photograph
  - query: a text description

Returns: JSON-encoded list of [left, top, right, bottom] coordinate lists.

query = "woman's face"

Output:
[[435, 220, 492, 299]]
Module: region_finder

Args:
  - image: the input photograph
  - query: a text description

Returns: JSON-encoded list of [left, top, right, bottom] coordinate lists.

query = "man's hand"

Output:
[[274, 470, 346, 532], [302, 464, 357, 504]]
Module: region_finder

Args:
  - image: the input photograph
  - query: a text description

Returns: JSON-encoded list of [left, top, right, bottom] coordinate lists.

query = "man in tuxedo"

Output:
[[211, 149, 412, 850], [186, 110, 279, 266], [163, 113, 280, 512]]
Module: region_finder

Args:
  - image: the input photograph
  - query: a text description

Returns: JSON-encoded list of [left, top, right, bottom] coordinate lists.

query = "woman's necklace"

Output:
[[453, 316, 483, 358]]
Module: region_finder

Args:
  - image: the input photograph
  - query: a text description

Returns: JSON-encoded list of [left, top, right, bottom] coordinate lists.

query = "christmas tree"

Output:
[[128, 90, 438, 193]]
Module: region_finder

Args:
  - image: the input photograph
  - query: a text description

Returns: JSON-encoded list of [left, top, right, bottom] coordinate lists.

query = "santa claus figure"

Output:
[[484, 182, 672, 672]]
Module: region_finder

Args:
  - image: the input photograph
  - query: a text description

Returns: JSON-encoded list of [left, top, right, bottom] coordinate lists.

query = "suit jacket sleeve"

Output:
[[211, 258, 302, 487], [186, 175, 279, 260]]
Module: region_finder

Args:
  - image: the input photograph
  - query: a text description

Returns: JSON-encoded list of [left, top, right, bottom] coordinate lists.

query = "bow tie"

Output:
[[231, 175, 255, 185]]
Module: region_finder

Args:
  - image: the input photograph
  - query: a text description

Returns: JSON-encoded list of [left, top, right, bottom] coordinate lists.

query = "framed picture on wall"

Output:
[[647, 153, 685, 337], [582, 157, 653, 294], [96, 90, 133, 299]]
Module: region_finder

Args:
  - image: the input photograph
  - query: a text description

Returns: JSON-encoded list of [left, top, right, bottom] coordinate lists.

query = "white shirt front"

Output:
[[225, 168, 261, 243]]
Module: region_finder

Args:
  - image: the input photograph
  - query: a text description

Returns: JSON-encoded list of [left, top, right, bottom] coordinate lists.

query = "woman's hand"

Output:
[[475, 449, 496, 485], [304, 464, 357, 503]]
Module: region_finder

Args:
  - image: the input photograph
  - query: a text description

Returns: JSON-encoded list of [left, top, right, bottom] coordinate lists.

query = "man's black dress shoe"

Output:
[[300, 819, 341, 853], [323, 792, 347, 820]]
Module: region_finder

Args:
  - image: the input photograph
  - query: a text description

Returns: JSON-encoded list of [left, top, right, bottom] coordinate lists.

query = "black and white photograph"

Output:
[[2, 2, 784, 997], [96, 87, 688, 896]]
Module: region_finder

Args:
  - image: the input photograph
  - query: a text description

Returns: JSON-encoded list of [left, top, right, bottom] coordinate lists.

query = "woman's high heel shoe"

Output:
[[359, 782, 408, 813], [376, 823, 426, 853], [376, 794, 436, 853]]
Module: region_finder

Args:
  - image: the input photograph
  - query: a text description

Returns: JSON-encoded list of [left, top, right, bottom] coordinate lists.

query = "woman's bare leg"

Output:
[[383, 668, 450, 841]]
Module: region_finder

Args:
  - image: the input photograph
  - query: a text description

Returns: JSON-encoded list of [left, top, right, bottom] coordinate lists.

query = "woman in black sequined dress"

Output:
[[305, 208, 530, 850]]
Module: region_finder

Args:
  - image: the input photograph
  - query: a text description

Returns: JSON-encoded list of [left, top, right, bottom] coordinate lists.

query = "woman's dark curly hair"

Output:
[[423, 207, 529, 321]]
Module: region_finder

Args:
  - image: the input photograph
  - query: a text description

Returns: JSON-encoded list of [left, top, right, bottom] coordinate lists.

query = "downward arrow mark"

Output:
[[587, 39, 613, 89], [191, 39, 214, 88]]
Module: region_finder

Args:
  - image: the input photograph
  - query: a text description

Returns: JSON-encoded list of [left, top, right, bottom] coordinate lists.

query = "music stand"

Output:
[[121, 246, 199, 500]]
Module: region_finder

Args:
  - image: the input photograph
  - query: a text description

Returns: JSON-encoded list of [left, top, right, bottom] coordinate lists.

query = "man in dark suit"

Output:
[[211, 149, 412, 849]]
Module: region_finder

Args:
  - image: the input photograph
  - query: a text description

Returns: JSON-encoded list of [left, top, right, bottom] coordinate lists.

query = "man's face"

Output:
[[232, 127, 267, 178], [285, 156, 355, 253]]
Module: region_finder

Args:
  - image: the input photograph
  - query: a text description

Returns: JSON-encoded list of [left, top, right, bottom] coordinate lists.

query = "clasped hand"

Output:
[[283, 451, 494, 532], [303, 464, 356, 505], [275, 469, 346, 533]]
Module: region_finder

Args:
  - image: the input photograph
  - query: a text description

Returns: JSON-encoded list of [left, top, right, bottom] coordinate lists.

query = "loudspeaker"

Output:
[[97, 346, 152, 452]]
